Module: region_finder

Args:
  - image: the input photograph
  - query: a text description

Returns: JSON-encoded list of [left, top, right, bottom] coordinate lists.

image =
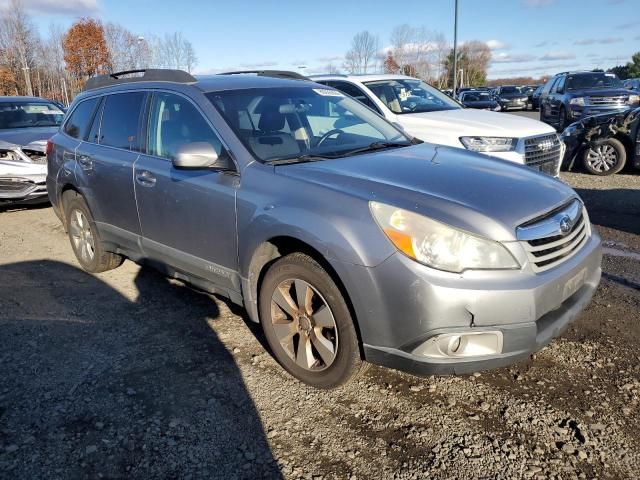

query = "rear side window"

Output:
[[98, 92, 146, 151], [330, 81, 381, 113], [147, 92, 223, 161], [63, 98, 99, 139]]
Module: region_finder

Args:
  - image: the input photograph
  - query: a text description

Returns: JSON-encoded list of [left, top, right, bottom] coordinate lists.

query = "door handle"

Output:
[[77, 155, 93, 170], [135, 170, 156, 187]]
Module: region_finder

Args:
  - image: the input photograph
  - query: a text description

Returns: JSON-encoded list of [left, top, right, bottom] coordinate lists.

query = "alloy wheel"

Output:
[[69, 209, 95, 263], [586, 144, 618, 173], [270, 279, 338, 371]]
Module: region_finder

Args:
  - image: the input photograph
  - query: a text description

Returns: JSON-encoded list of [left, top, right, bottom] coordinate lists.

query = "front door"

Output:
[[134, 91, 239, 292]]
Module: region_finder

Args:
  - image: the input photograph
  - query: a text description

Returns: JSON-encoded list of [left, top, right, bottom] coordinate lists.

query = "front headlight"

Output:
[[460, 136, 517, 152], [370, 202, 520, 273], [569, 97, 586, 106], [628, 94, 639, 105]]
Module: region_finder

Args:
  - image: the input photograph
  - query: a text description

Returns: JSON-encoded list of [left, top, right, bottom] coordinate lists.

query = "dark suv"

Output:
[[540, 71, 639, 130], [46, 69, 601, 389]]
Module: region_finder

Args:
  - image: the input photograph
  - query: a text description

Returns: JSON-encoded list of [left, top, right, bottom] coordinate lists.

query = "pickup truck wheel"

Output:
[[583, 139, 626, 176], [64, 194, 124, 273], [259, 253, 367, 389]]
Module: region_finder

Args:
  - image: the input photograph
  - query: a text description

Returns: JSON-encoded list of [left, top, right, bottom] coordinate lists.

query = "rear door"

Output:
[[548, 76, 566, 123], [76, 91, 146, 252], [134, 91, 239, 292]]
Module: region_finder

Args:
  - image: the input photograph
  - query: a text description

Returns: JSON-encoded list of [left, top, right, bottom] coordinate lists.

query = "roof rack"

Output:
[[84, 69, 197, 91], [219, 70, 308, 80]]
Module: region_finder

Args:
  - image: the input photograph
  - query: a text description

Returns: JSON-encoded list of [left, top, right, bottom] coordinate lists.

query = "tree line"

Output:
[[340, 25, 491, 89], [0, 0, 197, 102]]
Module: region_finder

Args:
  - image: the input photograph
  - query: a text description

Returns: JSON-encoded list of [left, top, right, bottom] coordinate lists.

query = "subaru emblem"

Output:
[[559, 216, 572, 234]]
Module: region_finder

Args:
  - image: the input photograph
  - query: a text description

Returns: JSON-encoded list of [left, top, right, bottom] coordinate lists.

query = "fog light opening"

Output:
[[413, 331, 504, 359]]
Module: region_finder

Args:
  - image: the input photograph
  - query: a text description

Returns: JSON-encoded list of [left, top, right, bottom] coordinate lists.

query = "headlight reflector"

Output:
[[628, 94, 639, 105], [569, 97, 586, 106], [459, 136, 517, 152], [370, 202, 520, 273]]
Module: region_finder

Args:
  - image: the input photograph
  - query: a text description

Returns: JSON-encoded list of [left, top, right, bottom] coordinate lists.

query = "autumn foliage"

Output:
[[63, 18, 110, 79]]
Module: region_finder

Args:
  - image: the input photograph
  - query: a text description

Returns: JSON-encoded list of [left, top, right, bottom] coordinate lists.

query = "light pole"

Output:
[[452, 0, 459, 96]]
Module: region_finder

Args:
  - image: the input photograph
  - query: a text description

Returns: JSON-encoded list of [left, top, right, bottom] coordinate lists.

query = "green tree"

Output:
[[627, 51, 640, 78]]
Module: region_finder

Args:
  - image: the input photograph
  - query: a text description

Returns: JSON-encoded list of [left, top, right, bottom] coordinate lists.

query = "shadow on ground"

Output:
[[574, 187, 640, 236], [0, 260, 281, 479]]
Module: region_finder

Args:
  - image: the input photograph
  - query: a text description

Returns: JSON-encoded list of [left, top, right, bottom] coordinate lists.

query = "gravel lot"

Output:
[[1, 169, 639, 479]]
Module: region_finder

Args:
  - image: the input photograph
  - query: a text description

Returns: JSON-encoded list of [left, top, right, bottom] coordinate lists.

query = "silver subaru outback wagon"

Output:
[[47, 69, 602, 389]]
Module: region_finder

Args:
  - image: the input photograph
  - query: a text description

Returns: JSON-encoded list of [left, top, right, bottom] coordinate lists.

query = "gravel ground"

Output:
[[1, 170, 639, 479]]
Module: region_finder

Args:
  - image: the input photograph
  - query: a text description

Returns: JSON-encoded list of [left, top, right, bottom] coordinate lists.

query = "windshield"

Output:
[[566, 73, 623, 90], [363, 79, 460, 114], [0, 101, 65, 130], [462, 92, 493, 102], [499, 86, 521, 94], [207, 86, 409, 162]]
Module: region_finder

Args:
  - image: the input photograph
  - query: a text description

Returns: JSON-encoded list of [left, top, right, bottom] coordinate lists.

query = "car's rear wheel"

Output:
[[64, 193, 124, 273], [259, 253, 367, 389], [583, 139, 626, 176]]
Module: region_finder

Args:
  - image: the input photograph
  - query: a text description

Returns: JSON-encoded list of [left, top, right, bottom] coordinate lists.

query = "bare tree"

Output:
[[325, 62, 340, 74], [344, 31, 379, 74], [104, 23, 152, 72], [0, 0, 37, 96], [151, 32, 198, 72], [389, 24, 449, 83]]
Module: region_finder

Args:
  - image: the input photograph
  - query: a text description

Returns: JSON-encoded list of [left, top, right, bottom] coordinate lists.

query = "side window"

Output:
[[63, 97, 99, 140], [553, 76, 566, 94], [87, 98, 104, 144], [99, 92, 146, 151], [331, 81, 381, 113], [148, 92, 223, 161], [542, 77, 557, 95]]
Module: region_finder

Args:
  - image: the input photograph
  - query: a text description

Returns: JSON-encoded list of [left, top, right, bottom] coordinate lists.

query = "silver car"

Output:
[[47, 70, 602, 389]]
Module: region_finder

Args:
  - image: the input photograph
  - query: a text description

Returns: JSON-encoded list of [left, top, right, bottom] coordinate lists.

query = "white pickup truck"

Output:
[[311, 74, 563, 177]]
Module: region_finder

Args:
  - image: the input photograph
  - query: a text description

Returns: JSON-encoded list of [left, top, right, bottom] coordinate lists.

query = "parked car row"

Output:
[[43, 68, 601, 388]]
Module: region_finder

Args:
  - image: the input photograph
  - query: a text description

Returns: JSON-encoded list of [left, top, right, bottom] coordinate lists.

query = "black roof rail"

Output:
[[218, 70, 308, 80], [84, 69, 197, 91]]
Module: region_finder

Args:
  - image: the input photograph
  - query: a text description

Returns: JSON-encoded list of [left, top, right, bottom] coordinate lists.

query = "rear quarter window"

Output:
[[63, 98, 100, 140]]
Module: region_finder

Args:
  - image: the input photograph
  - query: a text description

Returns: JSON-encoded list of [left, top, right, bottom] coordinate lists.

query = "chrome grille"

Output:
[[588, 95, 627, 106], [518, 200, 590, 273], [524, 134, 562, 176]]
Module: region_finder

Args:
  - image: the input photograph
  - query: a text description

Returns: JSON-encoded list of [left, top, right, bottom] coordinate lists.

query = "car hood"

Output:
[[567, 88, 631, 98], [277, 144, 576, 241], [0, 138, 47, 177], [397, 108, 556, 141], [0, 127, 57, 147]]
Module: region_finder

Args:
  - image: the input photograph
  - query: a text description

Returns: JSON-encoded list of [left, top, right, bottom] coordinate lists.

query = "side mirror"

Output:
[[172, 142, 233, 170]]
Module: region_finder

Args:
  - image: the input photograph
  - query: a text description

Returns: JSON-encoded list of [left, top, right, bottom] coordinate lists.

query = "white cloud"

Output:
[[238, 61, 279, 69], [317, 55, 343, 63], [492, 52, 536, 63], [485, 39, 510, 50], [0, 0, 100, 15], [540, 51, 576, 61], [574, 37, 623, 46]]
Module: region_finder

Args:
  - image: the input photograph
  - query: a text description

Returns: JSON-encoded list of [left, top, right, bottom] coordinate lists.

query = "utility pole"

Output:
[[452, 0, 459, 97]]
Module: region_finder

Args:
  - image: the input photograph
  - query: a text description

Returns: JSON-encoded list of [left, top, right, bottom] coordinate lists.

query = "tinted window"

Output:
[[98, 92, 145, 150], [330, 82, 380, 112], [553, 77, 565, 93], [363, 79, 460, 114], [148, 92, 223, 161], [542, 77, 558, 95], [63, 98, 99, 139], [566, 73, 622, 90]]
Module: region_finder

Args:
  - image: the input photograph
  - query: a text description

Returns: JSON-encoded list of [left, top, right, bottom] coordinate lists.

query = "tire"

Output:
[[558, 106, 568, 132], [582, 138, 627, 176], [64, 193, 124, 273], [259, 253, 368, 389]]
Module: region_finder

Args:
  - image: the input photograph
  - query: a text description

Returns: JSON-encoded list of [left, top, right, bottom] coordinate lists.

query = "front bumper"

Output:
[[569, 104, 630, 120], [499, 99, 527, 110], [343, 231, 602, 376], [0, 177, 49, 205]]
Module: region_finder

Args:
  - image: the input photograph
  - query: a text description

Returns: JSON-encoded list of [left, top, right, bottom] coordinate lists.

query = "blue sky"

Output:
[[9, 0, 640, 79]]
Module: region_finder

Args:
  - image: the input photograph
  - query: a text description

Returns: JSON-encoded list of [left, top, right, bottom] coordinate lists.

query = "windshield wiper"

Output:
[[266, 153, 337, 165], [337, 141, 412, 157]]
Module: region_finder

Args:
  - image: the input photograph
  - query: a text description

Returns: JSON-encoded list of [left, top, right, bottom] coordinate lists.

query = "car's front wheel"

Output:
[[64, 192, 124, 273], [259, 253, 367, 389], [583, 139, 627, 176]]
